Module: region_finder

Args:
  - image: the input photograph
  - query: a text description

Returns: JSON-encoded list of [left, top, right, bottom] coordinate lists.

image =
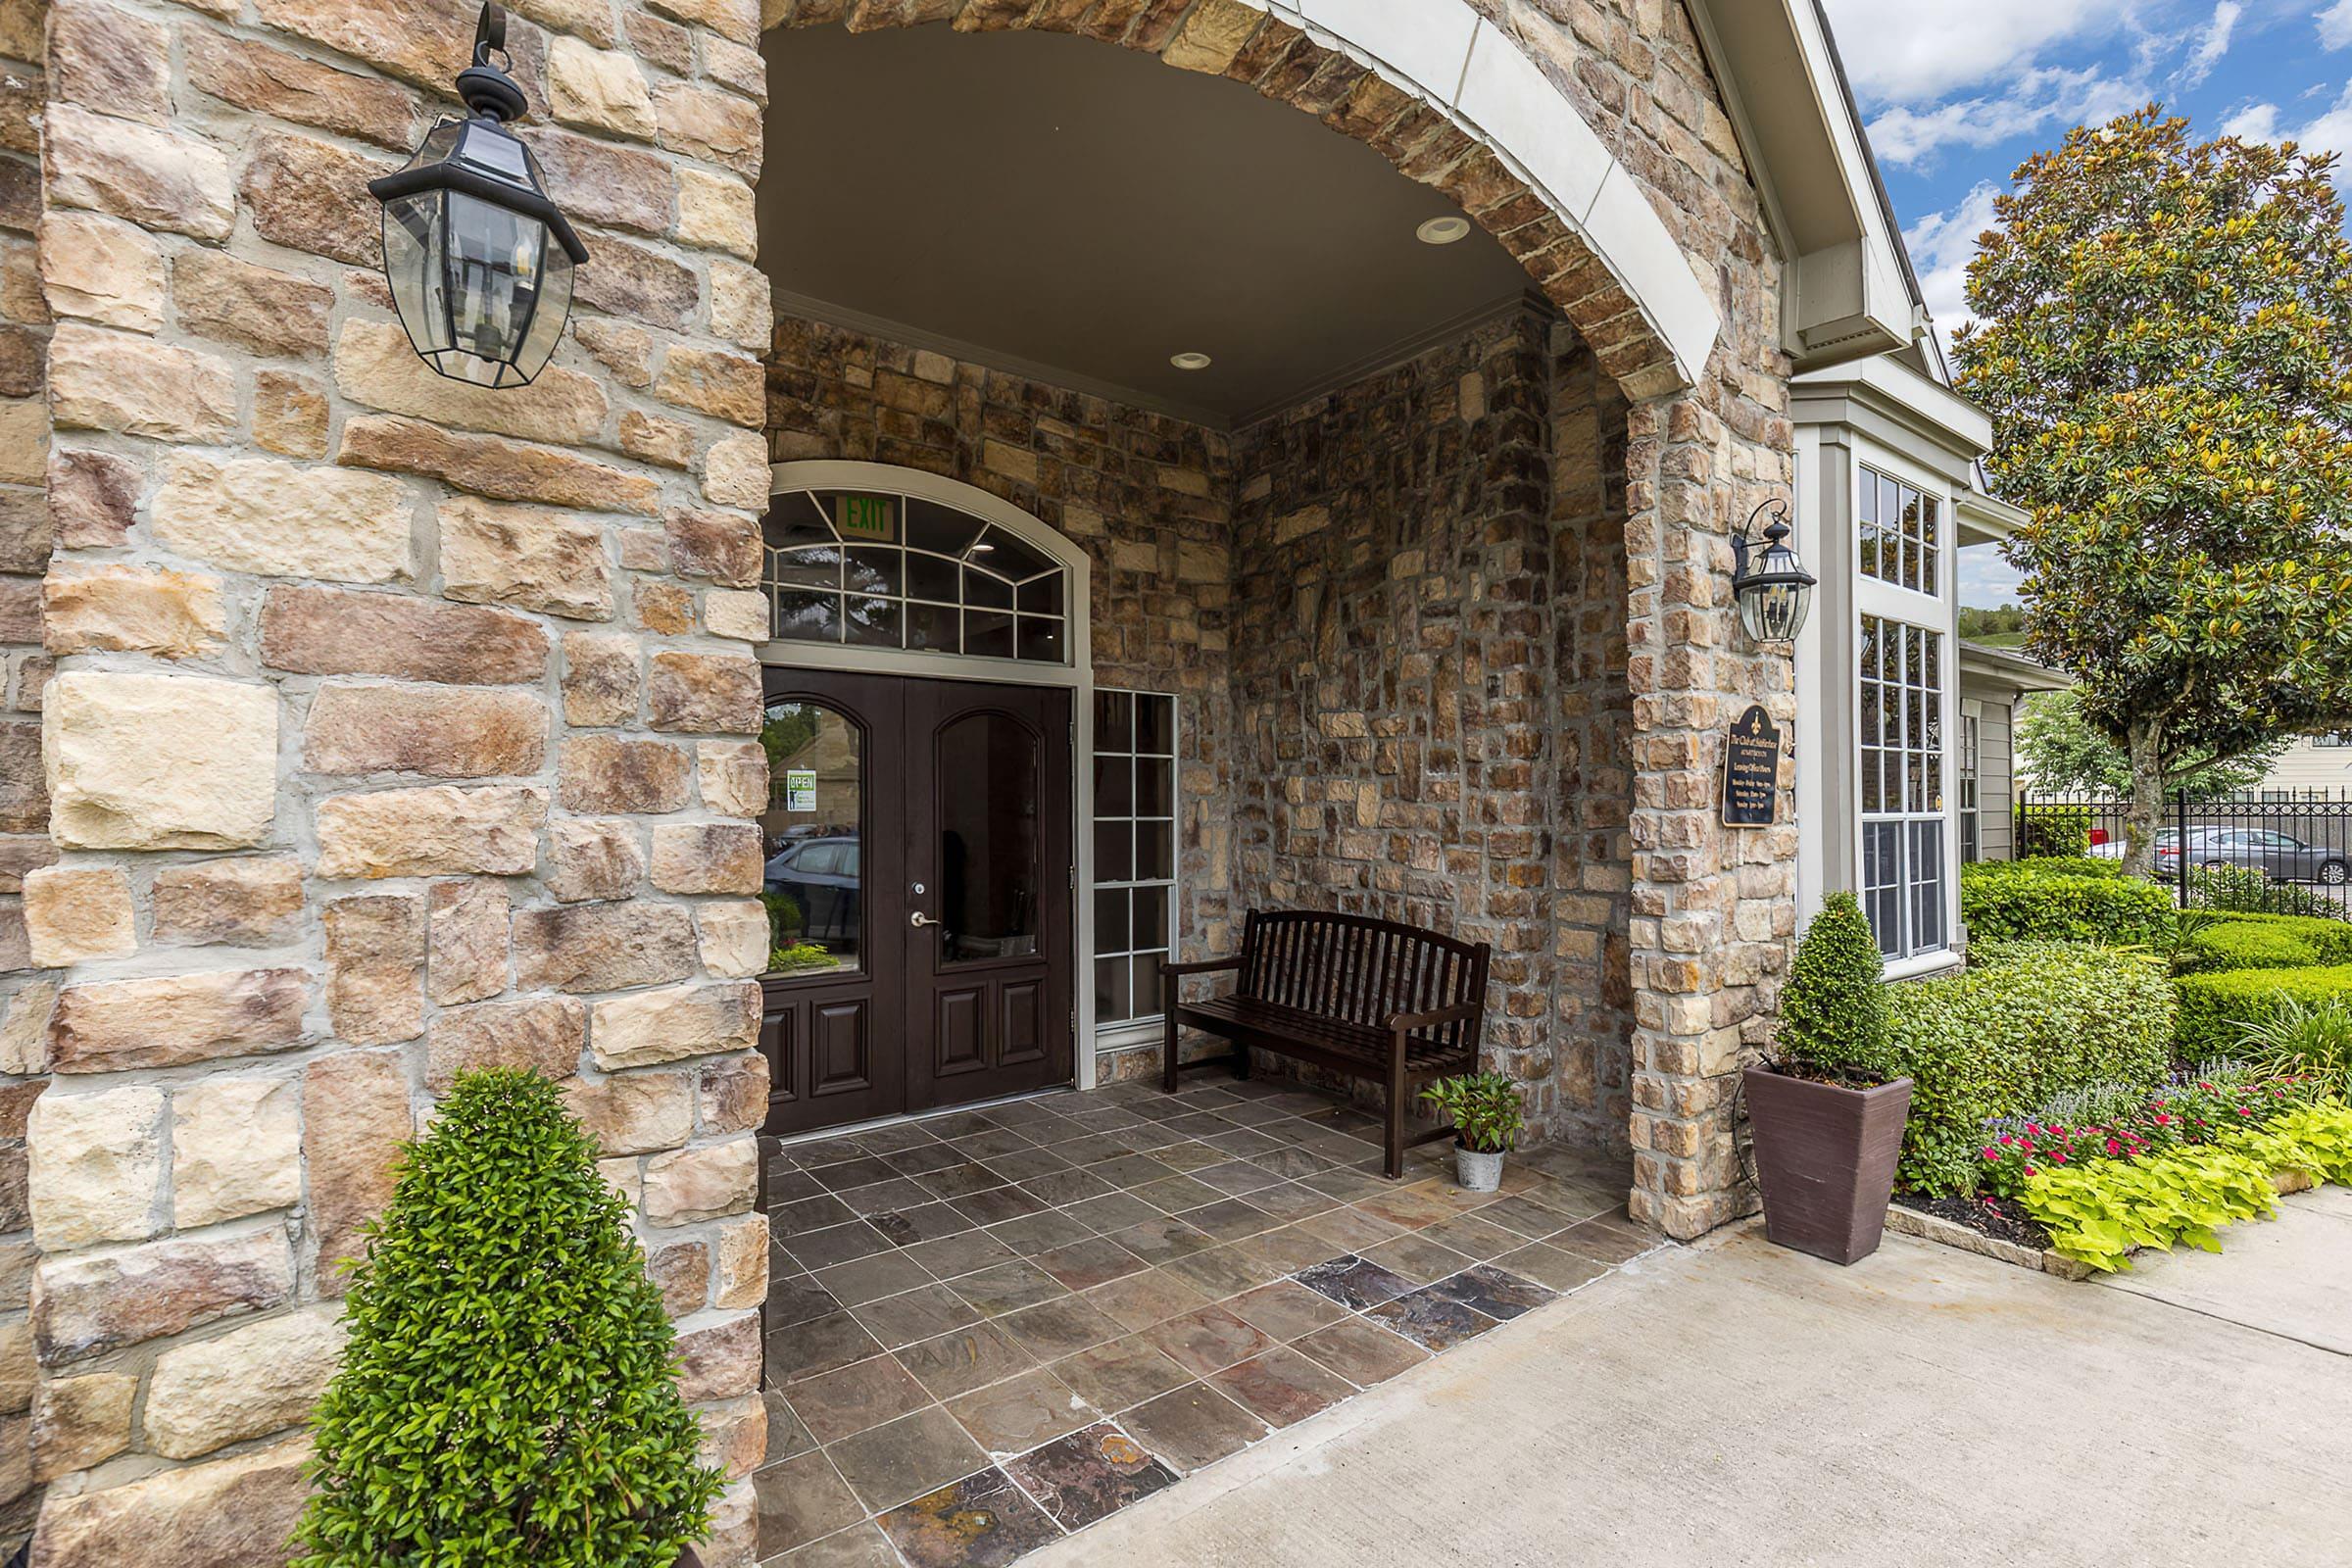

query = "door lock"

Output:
[[909, 911, 939, 928]]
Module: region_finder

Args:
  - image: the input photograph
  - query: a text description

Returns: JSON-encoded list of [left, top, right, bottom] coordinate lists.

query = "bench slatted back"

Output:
[[1237, 909, 1491, 1054]]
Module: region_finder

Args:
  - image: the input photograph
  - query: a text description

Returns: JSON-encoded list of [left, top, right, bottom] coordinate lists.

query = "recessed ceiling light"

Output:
[[1170, 351, 1212, 370], [1417, 216, 1471, 245]]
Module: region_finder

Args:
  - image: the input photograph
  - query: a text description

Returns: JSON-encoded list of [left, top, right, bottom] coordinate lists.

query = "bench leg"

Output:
[[1233, 1044, 1250, 1081], [1161, 1010, 1179, 1094], [1384, 1034, 1407, 1180]]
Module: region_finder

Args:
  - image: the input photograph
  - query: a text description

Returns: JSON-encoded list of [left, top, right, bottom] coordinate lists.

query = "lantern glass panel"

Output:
[[441, 189, 547, 387], [382, 191, 452, 357]]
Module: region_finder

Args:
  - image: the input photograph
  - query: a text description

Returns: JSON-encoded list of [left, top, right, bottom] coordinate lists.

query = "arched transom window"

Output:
[[763, 486, 1070, 664]]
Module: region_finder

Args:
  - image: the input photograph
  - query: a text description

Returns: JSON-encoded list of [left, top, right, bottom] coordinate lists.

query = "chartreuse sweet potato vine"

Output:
[[1957, 108, 2352, 875], [2021, 1101, 2352, 1272], [291, 1068, 722, 1568]]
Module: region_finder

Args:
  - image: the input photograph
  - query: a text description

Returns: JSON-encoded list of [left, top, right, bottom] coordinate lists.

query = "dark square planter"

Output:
[[1742, 1066, 1913, 1265]]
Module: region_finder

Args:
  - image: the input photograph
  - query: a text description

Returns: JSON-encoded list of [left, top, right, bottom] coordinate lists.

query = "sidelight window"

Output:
[[1092, 690, 1177, 1031]]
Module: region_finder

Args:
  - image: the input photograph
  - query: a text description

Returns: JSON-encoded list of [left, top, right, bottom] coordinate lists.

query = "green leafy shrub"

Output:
[[294, 1069, 722, 1568], [2017, 805, 2093, 858], [1883, 941, 2175, 1193], [1418, 1072, 1525, 1153], [2186, 862, 2347, 920], [2199, 910, 2352, 963], [2233, 995, 2352, 1101], [2173, 963, 2352, 1061], [1771, 892, 1888, 1073], [2175, 921, 2324, 974], [1958, 860, 2174, 946], [2002, 855, 2124, 879], [768, 942, 839, 973]]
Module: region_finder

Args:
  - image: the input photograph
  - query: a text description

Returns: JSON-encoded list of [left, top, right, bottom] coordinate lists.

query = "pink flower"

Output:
[[2023, 1165, 2038, 1177], [2106, 1139, 2122, 1155], [1998, 1134, 2015, 1146], [2155, 1113, 2173, 1126], [1983, 1148, 2001, 1161], [2051, 1152, 2068, 1164]]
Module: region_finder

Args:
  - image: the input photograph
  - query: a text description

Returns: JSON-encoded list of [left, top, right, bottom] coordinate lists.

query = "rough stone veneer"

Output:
[[14, 0, 775, 1556], [757, 0, 1797, 1239]]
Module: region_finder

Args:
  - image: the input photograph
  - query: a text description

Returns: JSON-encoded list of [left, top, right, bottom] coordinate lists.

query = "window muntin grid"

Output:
[[1859, 614, 1948, 958], [1858, 466, 1940, 597], [1092, 690, 1177, 1030], [762, 489, 1069, 664]]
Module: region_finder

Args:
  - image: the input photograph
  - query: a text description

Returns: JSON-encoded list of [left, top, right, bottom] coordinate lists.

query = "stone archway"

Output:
[[760, 0, 1717, 402]]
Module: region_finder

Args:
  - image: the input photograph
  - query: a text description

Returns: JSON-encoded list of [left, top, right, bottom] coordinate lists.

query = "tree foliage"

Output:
[[2017, 688, 2285, 797], [293, 1069, 722, 1568], [1957, 107, 2352, 870]]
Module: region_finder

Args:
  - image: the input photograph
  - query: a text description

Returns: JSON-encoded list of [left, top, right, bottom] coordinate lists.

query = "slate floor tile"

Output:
[[1051, 1336, 1195, 1414], [767, 1313, 884, 1387], [788, 1353, 932, 1445], [775, 1520, 904, 1566], [1118, 1383, 1268, 1474], [1102, 1214, 1216, 1266], [1361, 1232, 1477, 1286], [903, 1229, 1021, 1284], [827, 1406, 990, 1513], [1293, 1253, 1415, 1310], [1492, 1242, 1610, 1294], [1003, 1422, 1179, 1531], [1079, 1267, 1212, 1333], [1292, 1316, 1429, 1388], [877, 1467, 1064, 1568], [848, 1283, 983, 1351], [1031, 1236, 1148, 1293], [894, 1322, 1035, 1402], [1364, 1285, 1501, 1352], [947, 1367, 1099, 1454], [1553, 1215, 1657, 1265], [1141, 1303, 1278, 1378], [1425, 1263, 1555, 1321], [784, 1221, 897, 1273], [1225, 1280, 1348, 1342], [953, 1259, 1070, 1317], [755, 1450, 863, 1558], [1206, 1345, 1357, 1428], [996, 1294, 1125, 1361]]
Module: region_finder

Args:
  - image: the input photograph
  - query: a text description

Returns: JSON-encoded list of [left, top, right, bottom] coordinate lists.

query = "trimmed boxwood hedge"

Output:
[[2203, 911, 2352, 964], [2174, 963, 2352, 1061], [2177, 921, 2326, 974], [1879, 940, 2176, 1194], [1958, 859, 2173, 946]]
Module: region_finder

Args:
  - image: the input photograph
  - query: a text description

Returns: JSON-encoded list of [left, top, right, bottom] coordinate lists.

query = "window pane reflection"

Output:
[[938, 713, 1042, 964], [762, 700, 862, 976], [1092, 690, 1179, 1028]]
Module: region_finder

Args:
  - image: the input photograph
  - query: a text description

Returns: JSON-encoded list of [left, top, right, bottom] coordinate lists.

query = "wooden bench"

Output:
[[1160, 908, 1493, 1179]]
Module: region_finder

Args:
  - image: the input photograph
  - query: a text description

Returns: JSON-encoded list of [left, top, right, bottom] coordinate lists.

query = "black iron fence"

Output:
[[2014, 788, 2352, 906]]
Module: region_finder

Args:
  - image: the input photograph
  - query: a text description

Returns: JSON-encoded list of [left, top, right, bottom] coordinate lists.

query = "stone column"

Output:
[[21, 0, 774, 1559], [1622, 389, 1799, 1239]]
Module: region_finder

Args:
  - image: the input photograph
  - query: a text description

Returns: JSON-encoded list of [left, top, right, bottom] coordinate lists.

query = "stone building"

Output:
[[0, 0, 2020, 1561]]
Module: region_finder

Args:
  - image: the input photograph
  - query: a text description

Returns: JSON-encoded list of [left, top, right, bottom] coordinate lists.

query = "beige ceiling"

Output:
[[757, 24, 1536, 427]]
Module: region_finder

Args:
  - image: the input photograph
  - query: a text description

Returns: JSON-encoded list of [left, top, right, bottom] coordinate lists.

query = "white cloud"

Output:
[[1820, 0, 2135, 105], [1905, 182, 2004, 333], [2224, 79, 2352, 159], [1867, 67, 2149, 168], [2321, 0, 2352, 50], [2179, 2, 2240, 87]]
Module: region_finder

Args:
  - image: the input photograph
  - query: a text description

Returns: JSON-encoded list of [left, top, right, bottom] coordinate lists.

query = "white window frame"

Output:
[[1091, 689, 1181, 1048], [1850, 446, 1960, 977]]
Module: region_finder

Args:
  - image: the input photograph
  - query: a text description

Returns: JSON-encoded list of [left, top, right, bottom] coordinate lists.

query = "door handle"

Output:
[[909, 911, 939, 928]]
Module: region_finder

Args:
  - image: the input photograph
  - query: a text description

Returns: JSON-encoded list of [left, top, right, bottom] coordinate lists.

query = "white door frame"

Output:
[[760, 461, 1101, 1092]]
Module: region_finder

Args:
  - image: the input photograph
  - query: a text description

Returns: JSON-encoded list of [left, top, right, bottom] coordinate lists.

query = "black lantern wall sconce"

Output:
[[1730, 497, 1817, 647], [368, 3, 588, 388]]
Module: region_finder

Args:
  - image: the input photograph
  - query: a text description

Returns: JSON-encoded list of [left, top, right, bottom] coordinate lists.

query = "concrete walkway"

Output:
[[1026, 1200, 2352, 1568]]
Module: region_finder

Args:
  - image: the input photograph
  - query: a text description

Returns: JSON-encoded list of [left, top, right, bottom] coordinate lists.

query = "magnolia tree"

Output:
[[1958, 108, 2352, 875], [2017, 689, 2286, 799]]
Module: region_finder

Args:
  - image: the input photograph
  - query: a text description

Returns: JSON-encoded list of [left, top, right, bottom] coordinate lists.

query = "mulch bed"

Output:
[[1892, 1190, 2054, 1252]]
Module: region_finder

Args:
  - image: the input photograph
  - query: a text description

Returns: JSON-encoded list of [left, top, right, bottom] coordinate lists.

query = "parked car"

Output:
[[2088, 827, 2216, 863], [764, 834, 862, 945], [2179, 827, 2351, 887]]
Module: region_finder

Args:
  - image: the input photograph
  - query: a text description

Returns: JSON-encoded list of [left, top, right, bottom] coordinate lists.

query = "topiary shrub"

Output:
[[1883, 941, 2176, 1194], [2173, 963, 2352, 1062], [293, 1068, 723, 1568], [1958, 859, 2173, 946], [2200, 911, 2352, 964], [1772, 891, 1889, 1073], [2018, 805, 2093, 858]]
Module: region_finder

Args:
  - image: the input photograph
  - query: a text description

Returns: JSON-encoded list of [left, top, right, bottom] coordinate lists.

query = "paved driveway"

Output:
[[1028, 1198, 2351, 1567]]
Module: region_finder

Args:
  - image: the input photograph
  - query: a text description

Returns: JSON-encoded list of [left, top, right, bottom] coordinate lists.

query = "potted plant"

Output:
[[1419, 1071, 1525, 1192], [1742, 892, 1912, 1264]]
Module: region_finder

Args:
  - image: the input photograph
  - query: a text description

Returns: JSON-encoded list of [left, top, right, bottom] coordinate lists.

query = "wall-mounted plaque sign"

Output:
[[1721, 704, 1781, 827]]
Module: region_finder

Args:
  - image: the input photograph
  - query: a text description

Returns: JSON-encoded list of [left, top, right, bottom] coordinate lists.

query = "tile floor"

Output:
[[754, 1075, 1655, 1568]]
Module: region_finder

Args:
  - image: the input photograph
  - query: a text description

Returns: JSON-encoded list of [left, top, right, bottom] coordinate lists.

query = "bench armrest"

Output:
[[1159, 956, 1242, 978], [1385, 1000, 1479, 1032]]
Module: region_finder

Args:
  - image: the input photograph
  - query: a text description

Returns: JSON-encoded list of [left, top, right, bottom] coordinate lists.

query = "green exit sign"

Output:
[[835, 494, 897, 544]]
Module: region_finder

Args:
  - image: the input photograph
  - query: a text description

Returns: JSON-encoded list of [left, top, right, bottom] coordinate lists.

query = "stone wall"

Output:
[[763, 311, 1241, 1085], [17, 0, 775, 1557], [0, 0, 48, 1544]]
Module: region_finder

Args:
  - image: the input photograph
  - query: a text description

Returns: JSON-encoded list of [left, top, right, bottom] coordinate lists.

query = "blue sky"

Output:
[[1819, 0, 2318, 606]]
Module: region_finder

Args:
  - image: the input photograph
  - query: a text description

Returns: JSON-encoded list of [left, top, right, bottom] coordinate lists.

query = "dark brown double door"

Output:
[[758, 667, 1074, 1136]]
